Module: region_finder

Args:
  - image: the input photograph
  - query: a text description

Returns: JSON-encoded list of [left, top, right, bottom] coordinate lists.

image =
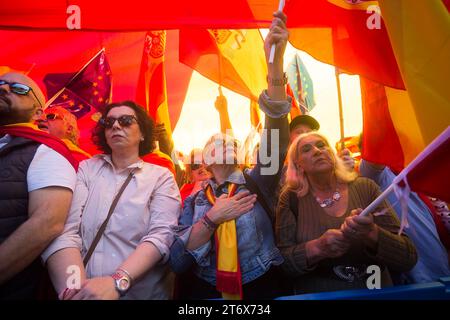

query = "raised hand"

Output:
[[264, 10, 289, 65], [214, 93, 228, 113]]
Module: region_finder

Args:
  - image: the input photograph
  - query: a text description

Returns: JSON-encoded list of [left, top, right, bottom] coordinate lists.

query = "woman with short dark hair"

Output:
[[43, 101, 181, 299], [92, 100, 155, 156]]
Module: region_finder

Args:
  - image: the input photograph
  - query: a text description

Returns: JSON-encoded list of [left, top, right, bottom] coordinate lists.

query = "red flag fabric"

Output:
[[0, 30, 191, 130], [136, 31, 165, 117], [418, 194, 450, 252], [286, 83, 302, 121], [179, 28, 267, 102], [0, 1, 277, 30], [142, 151, 176, 176], [0, 125, 79, 170], [136, 31, 173, 137], [6, 1, 445, 89], [405, 127, 450, 202], [360, 77, 405, 173], [286, 0, 403, 89]]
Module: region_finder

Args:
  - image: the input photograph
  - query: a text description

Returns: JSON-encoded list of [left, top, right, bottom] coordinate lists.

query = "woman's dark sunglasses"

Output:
[[100, 115, 138, 129], [0, 79, 43, 108]]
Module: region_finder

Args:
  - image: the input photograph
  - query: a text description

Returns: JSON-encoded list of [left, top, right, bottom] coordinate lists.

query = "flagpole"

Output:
[[359, 126, 450, 217], [218, 53, 224, 93], [268, 0, 285, 64], [335, 67, 345, 150]]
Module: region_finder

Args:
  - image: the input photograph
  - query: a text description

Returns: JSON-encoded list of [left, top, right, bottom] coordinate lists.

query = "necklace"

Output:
[[315, 187, 341, 208]]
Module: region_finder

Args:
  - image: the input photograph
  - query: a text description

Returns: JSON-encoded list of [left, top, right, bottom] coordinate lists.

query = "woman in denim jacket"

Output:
[[170, 11, 292, 300]]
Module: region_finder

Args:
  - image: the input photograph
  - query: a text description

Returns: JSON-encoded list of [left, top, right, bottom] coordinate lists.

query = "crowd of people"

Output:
[[1, 11, 449, 300]]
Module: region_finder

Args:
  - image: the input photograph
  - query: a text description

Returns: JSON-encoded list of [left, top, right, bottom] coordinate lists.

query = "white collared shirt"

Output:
[[43, 154, 181, 299]]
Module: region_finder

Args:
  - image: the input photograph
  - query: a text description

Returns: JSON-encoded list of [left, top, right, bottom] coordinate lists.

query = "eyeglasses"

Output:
[[0, 79, 43, 109], [46, 113, 63, 121], [100, 115, 138, 129]]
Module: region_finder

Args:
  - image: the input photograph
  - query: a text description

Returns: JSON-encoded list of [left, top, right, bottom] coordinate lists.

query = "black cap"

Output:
[[289, 115, 320, 132]]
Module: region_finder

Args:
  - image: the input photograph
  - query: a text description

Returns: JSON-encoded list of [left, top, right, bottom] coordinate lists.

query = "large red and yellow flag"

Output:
[[0, 1, 277, 30], [136, 31, 172, 136], [286, 0, 403, 89], [361, 77, 424, 173], [362, 0, 450, 199], [0, 30, 191, 130], [180, 28, 267, 131], [378, 0, 450, 145], [180, 28, 267, 100]]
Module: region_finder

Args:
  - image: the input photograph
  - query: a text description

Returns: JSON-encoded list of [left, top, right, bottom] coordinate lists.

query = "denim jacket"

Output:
[[170, 90, 291, 286]]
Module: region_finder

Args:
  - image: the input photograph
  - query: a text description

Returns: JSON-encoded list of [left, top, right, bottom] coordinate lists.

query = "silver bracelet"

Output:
[[201, 217, 216, 231]]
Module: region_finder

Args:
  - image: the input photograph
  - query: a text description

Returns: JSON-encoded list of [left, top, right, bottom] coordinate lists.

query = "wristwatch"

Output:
[[111, 271, 131, 297]]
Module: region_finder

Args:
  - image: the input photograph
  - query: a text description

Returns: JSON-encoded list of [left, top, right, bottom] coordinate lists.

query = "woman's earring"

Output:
[[140, 137, 144, 141]]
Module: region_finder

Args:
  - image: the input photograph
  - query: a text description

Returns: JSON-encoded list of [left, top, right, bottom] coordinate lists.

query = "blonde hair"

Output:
[[284, 131, 357, 197]]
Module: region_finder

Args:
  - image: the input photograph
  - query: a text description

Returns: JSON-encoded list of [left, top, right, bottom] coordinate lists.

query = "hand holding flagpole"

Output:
[[269, 0, 286, 64], [359, 126, 450, 217]]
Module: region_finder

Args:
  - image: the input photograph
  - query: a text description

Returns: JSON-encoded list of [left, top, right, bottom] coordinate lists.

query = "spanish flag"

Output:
[[205, 183, 242, 300], [179, 28, 267, 102], [136, 31, 172, 137], [362, 1, 450, 200], [378, 0, 450, 145], [286, 0, 404, 89], [362, 0, 450, 171]]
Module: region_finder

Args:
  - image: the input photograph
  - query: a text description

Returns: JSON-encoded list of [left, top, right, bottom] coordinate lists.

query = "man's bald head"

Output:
[[0, 72, 46, 125], [0, 72, 46, 107]]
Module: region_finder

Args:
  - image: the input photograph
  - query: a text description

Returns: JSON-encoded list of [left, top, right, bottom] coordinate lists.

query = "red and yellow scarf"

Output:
[[0, 123, 79, 170], [205, 182, 243, 300], [62, 139, 91, 162]]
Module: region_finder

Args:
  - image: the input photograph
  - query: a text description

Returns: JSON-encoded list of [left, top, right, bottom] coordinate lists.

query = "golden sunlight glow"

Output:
[[173, 36, 363, 155]]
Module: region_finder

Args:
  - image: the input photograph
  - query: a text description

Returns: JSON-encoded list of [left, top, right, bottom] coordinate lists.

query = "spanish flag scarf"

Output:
[[0, 123, 79, 170], [62, 139, 91, 162], [205, 182, 243, 300]]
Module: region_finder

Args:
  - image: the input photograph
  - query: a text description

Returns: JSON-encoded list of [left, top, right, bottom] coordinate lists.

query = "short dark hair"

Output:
[[92, 100, 155, 156]]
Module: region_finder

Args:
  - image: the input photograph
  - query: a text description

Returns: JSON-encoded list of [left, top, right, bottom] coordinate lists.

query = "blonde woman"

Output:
[[276, 131, 417, 294]]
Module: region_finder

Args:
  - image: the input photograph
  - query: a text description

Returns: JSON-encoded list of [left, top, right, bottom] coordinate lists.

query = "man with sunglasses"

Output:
[[36, 106, 91, 162], [0, 72, 77, 299]]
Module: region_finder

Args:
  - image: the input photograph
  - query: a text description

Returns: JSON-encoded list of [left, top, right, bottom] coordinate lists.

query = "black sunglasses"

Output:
[[100, 115, 138, 129], [0, 79, 43, 109]]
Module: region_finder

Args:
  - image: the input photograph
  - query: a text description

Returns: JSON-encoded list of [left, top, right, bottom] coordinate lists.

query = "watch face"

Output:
[[118, 278, 130, 291]]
